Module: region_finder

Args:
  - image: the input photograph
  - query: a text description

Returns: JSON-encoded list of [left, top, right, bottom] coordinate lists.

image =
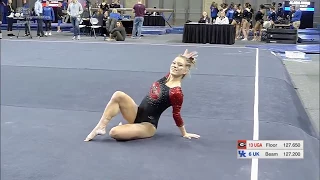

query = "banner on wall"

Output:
[[284, 1, 315, 11], [42, 0, 87, 7]]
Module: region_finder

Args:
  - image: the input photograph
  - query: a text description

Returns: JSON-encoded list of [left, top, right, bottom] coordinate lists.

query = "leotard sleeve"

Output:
[[169, 87, 184, 127]]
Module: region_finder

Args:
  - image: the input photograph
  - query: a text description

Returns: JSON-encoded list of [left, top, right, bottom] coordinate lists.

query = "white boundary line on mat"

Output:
[[1, 38, 256, 49], [251, 48, 260, 180]]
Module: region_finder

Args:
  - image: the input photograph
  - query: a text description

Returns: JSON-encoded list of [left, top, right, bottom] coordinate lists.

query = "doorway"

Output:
[[148, 0, 202, 26], [173, 0, 203, 25], [146, 0, 203, 25]]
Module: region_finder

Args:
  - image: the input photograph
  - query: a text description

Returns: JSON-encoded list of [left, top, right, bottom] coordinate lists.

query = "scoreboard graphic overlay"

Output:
[[237, 140, 304, 159]]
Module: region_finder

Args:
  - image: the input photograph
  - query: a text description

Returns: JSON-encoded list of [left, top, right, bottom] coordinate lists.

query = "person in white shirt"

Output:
[[34, 0, 44, 37], [215, 10, 229, 24], [67, 0, 83, 40]]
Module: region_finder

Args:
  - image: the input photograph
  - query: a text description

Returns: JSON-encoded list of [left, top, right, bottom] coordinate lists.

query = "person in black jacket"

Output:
[[253, 5, 265, 41], [276, 3, 284, 19], [100, 0, 109, 14], [0, 0, 2, 39], [7, 0, 15, 36], [57, 2, 64, 32], [198, 11, 210, 23], [106, 21, 126, 41]]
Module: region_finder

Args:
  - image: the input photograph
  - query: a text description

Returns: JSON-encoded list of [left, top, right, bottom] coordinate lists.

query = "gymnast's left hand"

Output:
[[183, 133, 200, 139]]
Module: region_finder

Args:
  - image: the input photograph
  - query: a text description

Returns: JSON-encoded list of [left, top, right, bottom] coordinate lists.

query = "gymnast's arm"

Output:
[[169, 88, 200, 139], [169, 88, 187, 136]]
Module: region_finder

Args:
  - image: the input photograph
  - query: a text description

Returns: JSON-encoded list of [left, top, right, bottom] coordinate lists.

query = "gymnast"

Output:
[[84, 49, 200, 141]]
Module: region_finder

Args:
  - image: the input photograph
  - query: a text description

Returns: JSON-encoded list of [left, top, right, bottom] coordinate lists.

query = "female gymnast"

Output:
[[231, 4, 243, 40], [84, 49, 200, 142], [241, 3, 253, 41]]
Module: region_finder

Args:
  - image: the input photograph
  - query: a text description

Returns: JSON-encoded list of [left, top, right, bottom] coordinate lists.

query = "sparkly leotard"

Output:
[[233, 10, 243, 24], [243, 8, 253, 21], [134, 73, 184, 128], [255, 11, 264, 24]]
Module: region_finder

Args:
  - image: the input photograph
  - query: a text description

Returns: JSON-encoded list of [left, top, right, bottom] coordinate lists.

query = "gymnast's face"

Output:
[[170, 57, 188, 77]]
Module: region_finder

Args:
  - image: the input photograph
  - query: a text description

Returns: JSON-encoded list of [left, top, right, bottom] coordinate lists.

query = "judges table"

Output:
[[182, 23, 236, 45], [121, 20, 134, 34], [143, 15, 165, 26]]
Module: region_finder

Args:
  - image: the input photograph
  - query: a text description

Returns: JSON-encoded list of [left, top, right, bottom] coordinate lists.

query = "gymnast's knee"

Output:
[[110, 91, 125, 103], [109, 126, 124, 139], [109, 127, 118, 138]]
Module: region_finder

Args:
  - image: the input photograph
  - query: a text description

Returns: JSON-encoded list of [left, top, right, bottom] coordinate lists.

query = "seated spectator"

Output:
[[198, 11, 210, 23], [109, 8, 121, 20], [276, 3, 284, 19], [106, 21, 126, 41], [146, 7, 160, 16], [93, 8, 104, 25], [267, 6, 276, 27], [109, 0, 120, 8], [93, 8, 104, 35], [105, 8, 121, 34], [100, 0, 109, 14], [290, 6, 301, 29], [215, 11, 229, 24]]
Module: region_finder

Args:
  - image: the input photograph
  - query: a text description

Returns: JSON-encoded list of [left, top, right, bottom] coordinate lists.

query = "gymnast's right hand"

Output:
[[183, 133, 200, 139]]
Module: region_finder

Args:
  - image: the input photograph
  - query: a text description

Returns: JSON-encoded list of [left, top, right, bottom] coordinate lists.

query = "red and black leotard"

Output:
[[134, 73, 184, 128]]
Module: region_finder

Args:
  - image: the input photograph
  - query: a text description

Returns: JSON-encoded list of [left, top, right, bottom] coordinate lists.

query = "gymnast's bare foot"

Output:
[[84, 128, 106, 142]]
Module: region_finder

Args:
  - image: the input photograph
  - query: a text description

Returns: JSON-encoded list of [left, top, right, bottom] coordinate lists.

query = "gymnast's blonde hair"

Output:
[[178, 54, 197, 79]]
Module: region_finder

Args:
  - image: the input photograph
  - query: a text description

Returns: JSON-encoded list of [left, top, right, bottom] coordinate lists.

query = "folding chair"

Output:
[[89, 18, 101, 38], [77, 17, 88, 36]]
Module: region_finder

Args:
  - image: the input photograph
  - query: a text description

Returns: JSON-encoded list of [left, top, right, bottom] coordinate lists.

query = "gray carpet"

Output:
[[1, 40, 319, 180]]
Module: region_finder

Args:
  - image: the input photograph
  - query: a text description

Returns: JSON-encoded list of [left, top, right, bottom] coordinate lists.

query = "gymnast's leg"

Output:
[[84, 91, 138, 141], [109, 122, 156, 141]]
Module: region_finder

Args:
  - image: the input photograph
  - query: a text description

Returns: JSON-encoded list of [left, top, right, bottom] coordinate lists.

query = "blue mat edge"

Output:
[[267, 50, 320, 139], [1, 23, 174, 35], [246, 45, 320, 54]]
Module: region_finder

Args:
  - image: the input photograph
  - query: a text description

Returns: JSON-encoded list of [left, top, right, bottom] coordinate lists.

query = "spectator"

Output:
[[56, 2, 64, 32], [22, 0, 30, 36], [0, 0, 3, 39], [132, 0, 146, 39], [210, 2, 218, 23], [110, 0, 120, 8], [290, 6, 301, 29], [226, 3, 235, 24], [62, 0, 69, 23], [220, 3, 228, 13], [62, 0, 68, 10], [106, 21, 126, 41], [6, 0, 14, 37], [106, 8, 121, 34], [118, 0, 123, 8], [100, 0, 109, 14], [267, 6, 276, 27], [198, 11, 210, 23], [93, 8, 104, 35], [34, 0, 44, 37], [109, 8, 121, 19], [43, 0, 55, 36], [277, 3, 284, 19], [215, 10, 229, 24], [67, 0, 83, 40]]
